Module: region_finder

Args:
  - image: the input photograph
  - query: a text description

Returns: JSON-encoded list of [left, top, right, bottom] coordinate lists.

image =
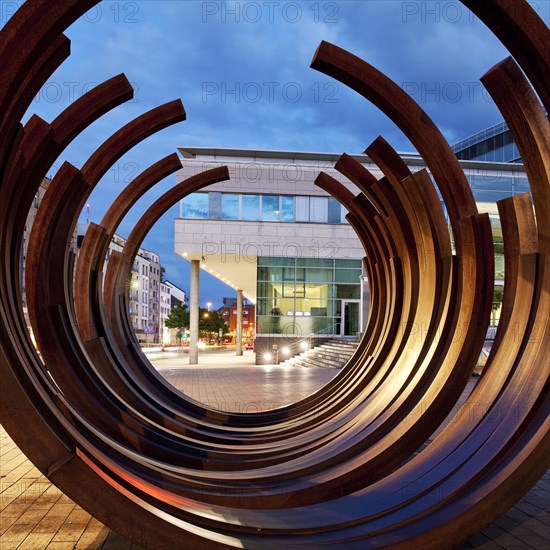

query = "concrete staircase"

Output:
[[279, 339, 359, 369]]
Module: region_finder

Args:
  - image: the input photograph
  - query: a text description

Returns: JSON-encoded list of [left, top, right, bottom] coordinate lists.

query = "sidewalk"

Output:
[[1, 352, 548, 549]]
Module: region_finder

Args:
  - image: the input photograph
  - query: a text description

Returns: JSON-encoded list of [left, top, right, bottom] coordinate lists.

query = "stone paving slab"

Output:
[[1, 350, 548, 549]]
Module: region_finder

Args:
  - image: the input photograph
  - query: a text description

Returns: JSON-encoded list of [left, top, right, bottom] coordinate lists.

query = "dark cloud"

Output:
[[17, 0, 547, 303]]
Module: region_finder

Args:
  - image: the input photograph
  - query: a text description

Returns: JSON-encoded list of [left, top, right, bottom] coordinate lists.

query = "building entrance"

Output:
[[342, 300, 360, 337]]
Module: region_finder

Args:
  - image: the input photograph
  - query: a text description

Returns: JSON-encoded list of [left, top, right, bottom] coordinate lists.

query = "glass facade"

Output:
[[182, 193, 208, 219], [242, 194, 260, 220], [468, 174, 530, 203], [182, 192, 345, 224], [256, 257, 362, 336], [221, 193, 239, 220], [450, 121, 544, 163]]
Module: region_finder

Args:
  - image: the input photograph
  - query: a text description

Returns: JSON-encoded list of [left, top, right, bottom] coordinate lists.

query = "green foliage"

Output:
[[200, 308, 229, 336], [165, 304, 229, 340], [165, 304, 189, 329], [492, 288, 504, 312]]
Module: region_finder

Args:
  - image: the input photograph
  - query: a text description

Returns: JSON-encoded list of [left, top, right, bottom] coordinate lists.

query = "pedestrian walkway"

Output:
[[1, 351, 548, 549], [153, 349, 337, 411]]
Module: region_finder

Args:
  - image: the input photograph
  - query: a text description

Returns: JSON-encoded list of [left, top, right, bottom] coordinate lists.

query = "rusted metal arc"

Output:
[[53, 74, 134, 144], [461, 0, 550, 112], [0, 2, 233, 547], [7, 75, 134, 254], [310, 40, 478, 239], [27, 96, 185, 332], [75, 153, 183, 341], [481, 57, 550, 254], [315, 39, 494, 435], [315, 161, 472, 501], [0, 0, 99, 168], [365, 136, 412, 183], [0, 0, 549, 547], [81, 100, 186, 183], [28, 99, 187, 329]]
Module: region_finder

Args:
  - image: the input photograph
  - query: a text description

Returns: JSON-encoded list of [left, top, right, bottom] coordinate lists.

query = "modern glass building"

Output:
[[174, 144, 529, 352], [256, 256, 363, 337], [452, 121, 522, 163]]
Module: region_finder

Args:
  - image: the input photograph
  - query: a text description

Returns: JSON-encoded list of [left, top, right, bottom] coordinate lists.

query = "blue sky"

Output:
[[8, 0, 549, 306]]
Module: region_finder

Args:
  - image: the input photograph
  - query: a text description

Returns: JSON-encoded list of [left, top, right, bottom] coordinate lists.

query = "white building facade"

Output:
[[174, 147, 529, 354]]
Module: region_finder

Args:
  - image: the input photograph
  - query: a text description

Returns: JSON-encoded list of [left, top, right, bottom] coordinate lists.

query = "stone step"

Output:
[[280, 339, 360, 369]]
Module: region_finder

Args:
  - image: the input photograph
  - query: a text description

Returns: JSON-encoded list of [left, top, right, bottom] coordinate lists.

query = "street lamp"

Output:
[[207, 301, 212, 311]]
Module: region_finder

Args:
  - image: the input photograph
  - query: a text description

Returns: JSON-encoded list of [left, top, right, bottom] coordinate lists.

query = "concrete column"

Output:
[[189, 259, 200, 364], [236, 289, 243, 356]]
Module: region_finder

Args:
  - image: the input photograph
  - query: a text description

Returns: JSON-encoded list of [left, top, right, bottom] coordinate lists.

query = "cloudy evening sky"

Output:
[[5, 0, 549, 304]]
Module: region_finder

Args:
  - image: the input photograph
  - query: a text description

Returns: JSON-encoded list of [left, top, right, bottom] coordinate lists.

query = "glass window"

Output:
[[258, 267, 284, 282], [341, 204, 349, 223], [182, 193, 208, 219], [281, 196, 294, 222], [242, 195, 260, 220], [335, 259, 362, 268], [328, 197, 341, 224], [310, 197, 328, 223], [262, 195, 279, 221], [221, 194, 239, 220], [305, 268, 332, 283], [282, 267, 295, 281], [336, 284, 361, 299], [336, 269, 361, 283], [295, 196, 309, 222], [258, 256, 294, 267], [473, 189, 511, 202], [257, 281, 269, 297], [515, 178, 530, 193], [297, 258, 332, 267]]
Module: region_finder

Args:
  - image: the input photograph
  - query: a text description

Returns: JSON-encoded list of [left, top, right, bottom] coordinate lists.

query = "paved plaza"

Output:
[[1, 350, 548, 549]]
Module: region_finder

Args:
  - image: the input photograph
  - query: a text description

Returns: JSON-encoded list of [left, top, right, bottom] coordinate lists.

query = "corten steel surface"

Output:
[[0, 1, 548, 548]]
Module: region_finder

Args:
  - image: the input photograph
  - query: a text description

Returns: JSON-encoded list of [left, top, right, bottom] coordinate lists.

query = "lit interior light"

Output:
[[263, 352, 273, 362], [282, 347, 290, 355], [300, 341, 309, 350], [183, 252, 188, 257]]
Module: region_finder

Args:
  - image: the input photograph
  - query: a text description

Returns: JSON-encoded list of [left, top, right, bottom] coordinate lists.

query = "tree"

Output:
[[491, 288, 504, 325], [160, 265, 166, 283], [200, 308, 229, 341], [165, 304, 189, 330], [492, 288, 504, 312]]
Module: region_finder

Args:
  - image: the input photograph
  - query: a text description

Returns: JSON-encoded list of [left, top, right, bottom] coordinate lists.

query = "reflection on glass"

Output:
[[295, 196, 309, 222], [281, 196, 294, 222], [221, 194, 239, 220], [310, 196, 328, 223], [242, 194, 260, 220], [262, 195, 279, 221], [182, 193, 208, 219], [336, 284, 360, 299], [335, 269, 361, 283], [256, 257, 363, 335]]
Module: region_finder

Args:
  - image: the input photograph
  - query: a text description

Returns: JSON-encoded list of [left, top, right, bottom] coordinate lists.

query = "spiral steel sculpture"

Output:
[[0, 1, 548, 548]]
